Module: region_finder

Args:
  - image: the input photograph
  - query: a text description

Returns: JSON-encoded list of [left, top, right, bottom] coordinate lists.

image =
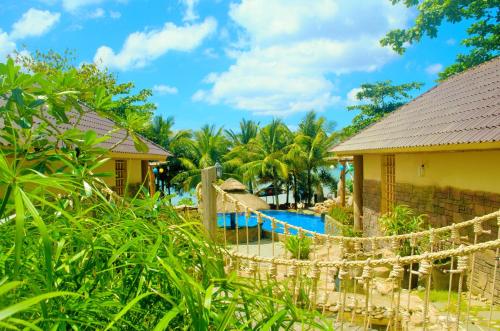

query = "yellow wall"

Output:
[[128, 159, 143, 184], [363, 154, 382, 181], [362, 150, 500, 194], [96, 158, 144, 187]]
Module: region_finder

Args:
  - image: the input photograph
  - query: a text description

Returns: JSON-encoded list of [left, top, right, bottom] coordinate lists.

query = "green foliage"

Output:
[[335, 81, 423, 141], [238, 119, 292, 206], [381, 0, 499, 80], [0, 57, 330, 330], [16, 49, 156, 121], [285, 235, 312, 260], [177, 196, 195, 206], [329, 206, 361, 237], [288, 112, 335, 206], [379, 205, 426, 256], [174, 125, 230, 190]]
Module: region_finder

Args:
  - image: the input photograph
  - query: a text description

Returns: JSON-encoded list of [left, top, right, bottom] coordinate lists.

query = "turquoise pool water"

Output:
[[217, 210, 324, 235]]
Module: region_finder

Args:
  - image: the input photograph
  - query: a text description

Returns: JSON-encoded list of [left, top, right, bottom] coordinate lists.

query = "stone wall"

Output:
[[362, 179, 500, 301], [362, 179, 381, 237]]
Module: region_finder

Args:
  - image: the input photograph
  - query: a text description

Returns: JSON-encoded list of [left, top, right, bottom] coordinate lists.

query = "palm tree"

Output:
[[145, 115, 192, 193], [241, 119, 291, 207], [288, 111, 335, 206], [174, 125, 229, 190], [225, 119, 260, 192], [147, 115, 192, 153], [225, 119, 259, 146]]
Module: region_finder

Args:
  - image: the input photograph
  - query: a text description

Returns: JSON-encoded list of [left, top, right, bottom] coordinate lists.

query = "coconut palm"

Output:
[[225, 119, 259, 147], [147, 115, 192, 153], [241, 119, 291, 206], [288, 111, 335, 206], [225, 119, 260, 192], [174, 124, 229, 190]]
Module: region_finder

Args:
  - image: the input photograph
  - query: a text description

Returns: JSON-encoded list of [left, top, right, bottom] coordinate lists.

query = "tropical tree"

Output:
[[381, 0, 499, 81], [335, 81, 423, 141], [225, 119, 260, 192], [174, 125, 229, 190], [289, 111, 335, 206], [145, 115, 192, 193], [241, 119, 291, 206], [225, 119, 259, 146], [16, 49, 156, 121]]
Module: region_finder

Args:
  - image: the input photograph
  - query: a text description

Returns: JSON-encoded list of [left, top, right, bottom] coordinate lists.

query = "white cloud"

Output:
[[10, 8, 60, 40], [194, 0, 411, 115], [153, 84, 178, 95], [109, 10, 121, 19], [62, 0, 104, 12], [347, 87, 363, 104], [203, 48, 218, 58], [425, 63, 443, 75], [446, 38, 456, 45], [0, 30, 16, 59], [88, 7, 105, 18], [94, 17, 216, 70], [181, 0, 199, 22]]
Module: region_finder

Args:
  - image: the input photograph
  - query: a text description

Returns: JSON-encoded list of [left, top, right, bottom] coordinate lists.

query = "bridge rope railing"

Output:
[[211, 183, 500, 330]]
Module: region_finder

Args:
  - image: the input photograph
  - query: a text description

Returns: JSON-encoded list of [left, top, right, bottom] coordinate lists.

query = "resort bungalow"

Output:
[[72, 109, 170, 196], [331, 58, 500, 301], [332, 57, 500, 236], [0, 102, 170, 196]]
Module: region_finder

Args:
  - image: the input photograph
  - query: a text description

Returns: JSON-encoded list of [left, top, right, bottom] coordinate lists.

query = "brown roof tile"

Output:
[[0, 101, 170, 159], [332, 57, 500, 153]]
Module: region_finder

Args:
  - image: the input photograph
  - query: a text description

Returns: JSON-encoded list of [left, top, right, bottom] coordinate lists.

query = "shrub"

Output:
[[0, 58, 329, 330], [285, 235, 312, 259], [329, 205, 361, 237], [379, 205, 426, 256], [177, 196, 195, 206]]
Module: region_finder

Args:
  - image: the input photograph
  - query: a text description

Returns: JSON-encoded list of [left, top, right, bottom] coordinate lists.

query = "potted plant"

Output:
[[379, 205, 426, 289]]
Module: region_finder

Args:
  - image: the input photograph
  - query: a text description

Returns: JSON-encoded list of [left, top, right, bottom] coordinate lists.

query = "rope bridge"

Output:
[[204, 181, 500, 330]]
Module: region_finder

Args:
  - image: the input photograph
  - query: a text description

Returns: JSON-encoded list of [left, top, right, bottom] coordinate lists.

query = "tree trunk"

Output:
[[248, 180, 253, 194], [285, 179, 290, 207], [293, 173, 299, 209], [306, 168, 312, 207], [273, 178, 279, 209]]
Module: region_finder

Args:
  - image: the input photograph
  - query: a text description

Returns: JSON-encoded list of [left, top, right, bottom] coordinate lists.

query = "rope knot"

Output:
[[457, 254, 469, 273], [309, 261, 321, 280], [417, 258, 431, 276], [269, 259, 278, 279], [391, 238, 399, 252], [389, 258, 404, 279]]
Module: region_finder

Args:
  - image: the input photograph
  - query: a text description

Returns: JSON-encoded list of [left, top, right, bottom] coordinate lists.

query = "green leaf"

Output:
[[104, 292, 153, 331], [131, 133, 149, 153], [0, 292, 77, 321], [153, 303, 183, 331]]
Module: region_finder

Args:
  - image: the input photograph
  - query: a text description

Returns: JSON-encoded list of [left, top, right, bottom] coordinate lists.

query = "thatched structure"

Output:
[[217, 178, 269, 213]]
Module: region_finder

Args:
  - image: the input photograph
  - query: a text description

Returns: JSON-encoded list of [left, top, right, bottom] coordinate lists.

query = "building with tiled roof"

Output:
[[0, 100, 169, 196], [331, 57, 500, 238]]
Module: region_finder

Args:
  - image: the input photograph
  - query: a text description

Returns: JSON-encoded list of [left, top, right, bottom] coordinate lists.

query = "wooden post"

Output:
[[339, 160, 346, 207], [148, 165, 156, 196], [353, 155, 363, 232], [201, 166, 217, 239]]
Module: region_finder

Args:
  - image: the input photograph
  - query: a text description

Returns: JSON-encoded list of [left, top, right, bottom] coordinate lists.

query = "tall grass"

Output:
[[0, 59, 330, 330]]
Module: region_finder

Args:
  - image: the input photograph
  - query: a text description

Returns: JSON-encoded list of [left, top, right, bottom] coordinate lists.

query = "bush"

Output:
[[329, 205, 361, 237], [177, 196, 195, 206], [379, 205, 426, 256], [0, 58, 329, 330], [285, 235, 312, 260]]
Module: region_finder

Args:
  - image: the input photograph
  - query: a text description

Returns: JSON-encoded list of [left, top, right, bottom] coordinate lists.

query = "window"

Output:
[[381, 155, 395, 214], [115, 160, 127, 196]]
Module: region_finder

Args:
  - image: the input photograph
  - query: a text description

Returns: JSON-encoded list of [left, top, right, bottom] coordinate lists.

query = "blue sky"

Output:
[[0, 0, 471, 132]]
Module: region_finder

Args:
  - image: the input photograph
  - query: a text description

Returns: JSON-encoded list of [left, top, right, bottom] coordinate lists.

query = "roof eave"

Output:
[[333, 141, 500, 155]]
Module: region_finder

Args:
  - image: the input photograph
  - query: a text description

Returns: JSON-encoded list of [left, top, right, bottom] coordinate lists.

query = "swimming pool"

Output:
[[217, 210, 324, 235]]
